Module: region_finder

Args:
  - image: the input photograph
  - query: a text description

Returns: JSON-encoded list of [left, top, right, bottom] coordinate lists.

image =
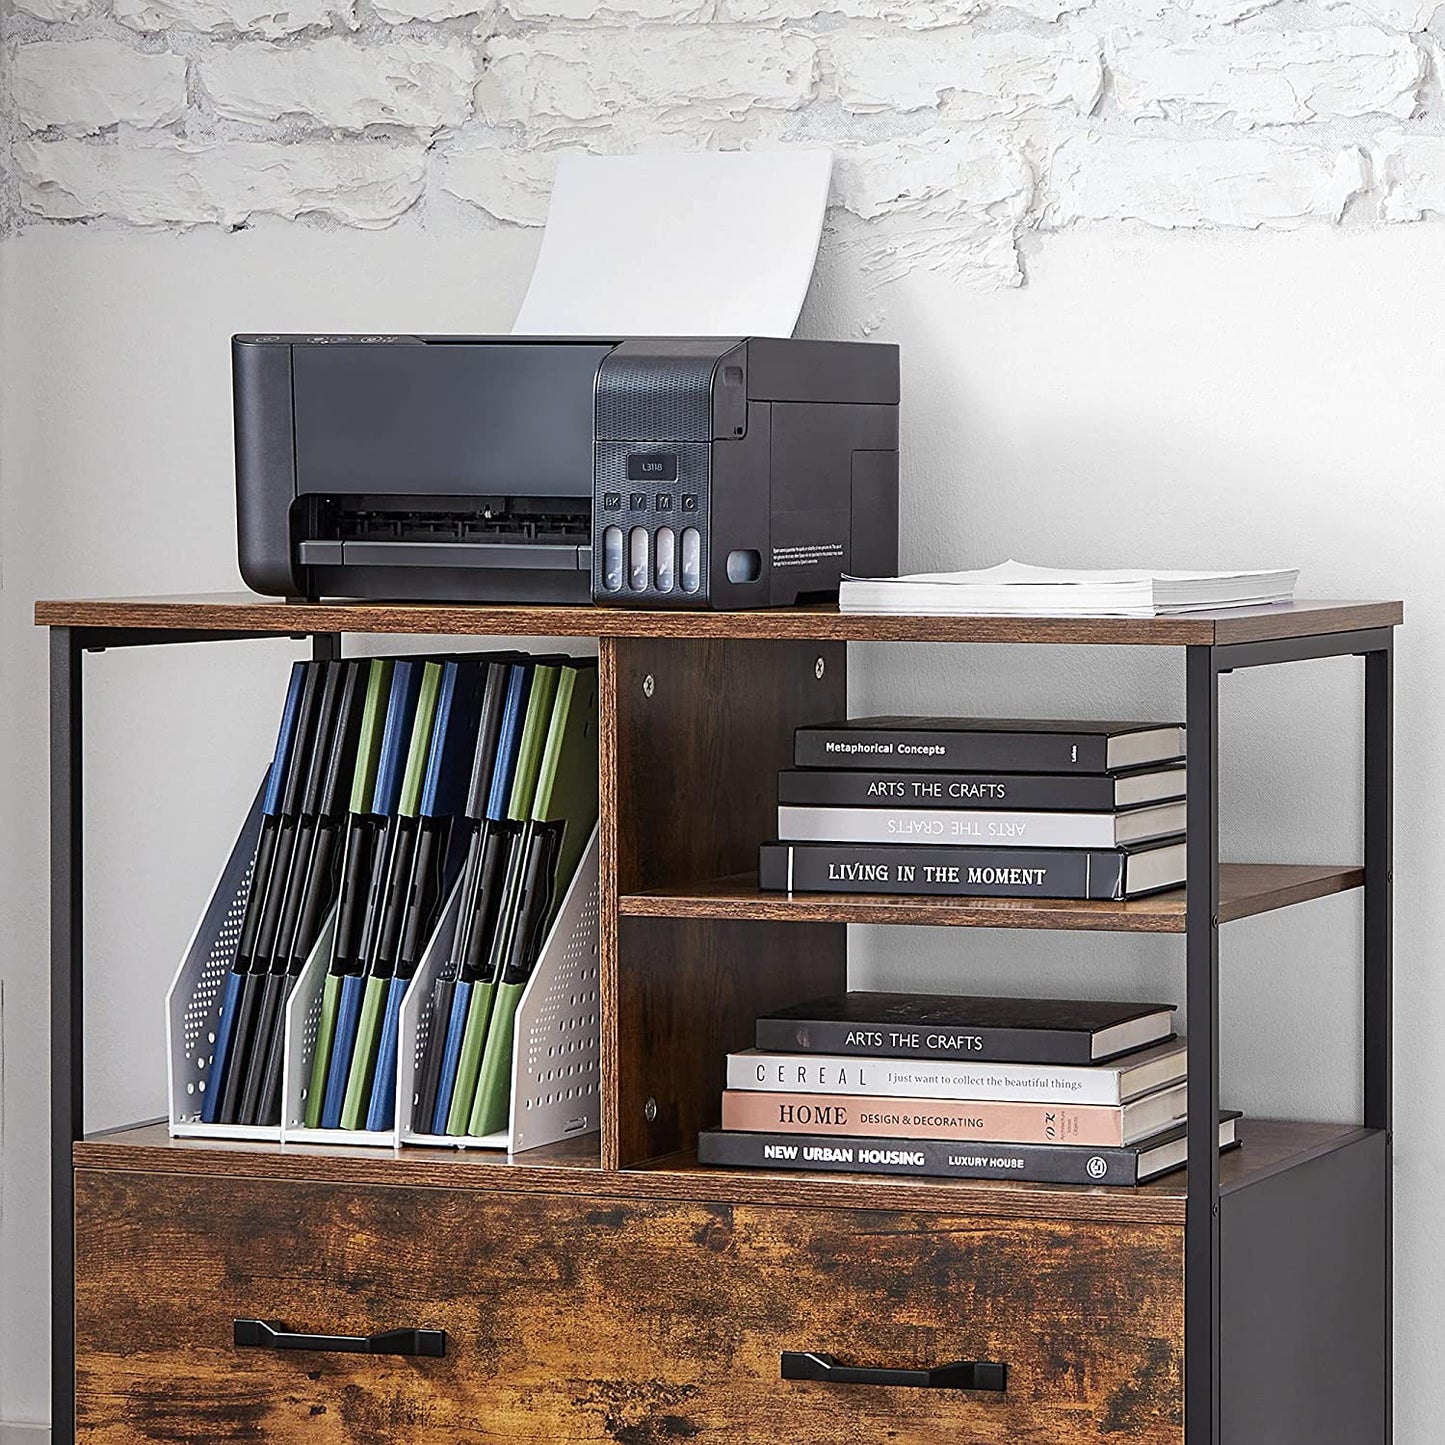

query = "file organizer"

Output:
[[167, 784, 276, 1141], [169, 792, 599, 1149], [399, 825, 601, 1152]]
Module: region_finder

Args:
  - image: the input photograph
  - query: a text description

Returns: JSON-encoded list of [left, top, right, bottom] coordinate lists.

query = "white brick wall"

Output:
[[7, 0, 1445, 280]]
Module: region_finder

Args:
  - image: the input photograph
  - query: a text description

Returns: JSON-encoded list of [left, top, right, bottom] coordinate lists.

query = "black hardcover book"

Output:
[[794, 717, 1185, 775], [755, 992, 1175, 1064], [777, 765, 1186, 813], [759, 839, 1185, 902], [697, 1115, 1241, 1187]]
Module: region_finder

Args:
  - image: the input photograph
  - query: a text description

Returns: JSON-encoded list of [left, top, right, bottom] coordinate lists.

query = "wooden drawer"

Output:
[[76, 1168, 1183, 1444]]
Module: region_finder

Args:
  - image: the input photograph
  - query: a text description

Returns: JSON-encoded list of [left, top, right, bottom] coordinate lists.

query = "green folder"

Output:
[[303, 658, 391, 1129], [340, 662, 441, 1129], [469, 665, 599, 1138], [445, 663, 560, 1136]]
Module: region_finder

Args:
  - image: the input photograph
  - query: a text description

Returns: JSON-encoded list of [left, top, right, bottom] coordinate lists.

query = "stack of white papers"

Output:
[[839, 560, 1300, 618]]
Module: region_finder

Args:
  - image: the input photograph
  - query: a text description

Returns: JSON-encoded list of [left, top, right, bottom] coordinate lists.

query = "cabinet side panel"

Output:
[[604, 637, 848, 1167], [610, 637, 845, 893], [1219, 1131, 1388, 1445], [600, 638, 622, 1167], [616, 916, 845, 1166]]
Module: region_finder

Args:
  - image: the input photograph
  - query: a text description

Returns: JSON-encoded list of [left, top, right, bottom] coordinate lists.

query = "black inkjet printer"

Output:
[[233, 335, 899, 610]]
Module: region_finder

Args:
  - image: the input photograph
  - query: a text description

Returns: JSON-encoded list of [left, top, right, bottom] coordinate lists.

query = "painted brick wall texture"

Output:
[[4, 0, 1445, 286]]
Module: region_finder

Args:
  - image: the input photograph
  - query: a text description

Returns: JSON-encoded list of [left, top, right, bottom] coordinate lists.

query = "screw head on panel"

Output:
[[815, 657, 826, 679], [644, 1097, 658, 1122], [643, 674, 655, 698]]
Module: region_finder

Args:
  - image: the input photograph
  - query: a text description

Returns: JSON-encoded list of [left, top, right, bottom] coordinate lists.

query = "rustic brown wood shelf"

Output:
[[42, 592, 1398, 1445], [620, 863, 1366, 933], [35, 591, 1402, 646], [74, 1118, 1375, 1229]]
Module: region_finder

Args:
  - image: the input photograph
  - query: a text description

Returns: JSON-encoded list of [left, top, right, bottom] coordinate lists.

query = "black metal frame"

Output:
[[1184, 630, 1393, 1445], [48, 622, 1393, 1445]]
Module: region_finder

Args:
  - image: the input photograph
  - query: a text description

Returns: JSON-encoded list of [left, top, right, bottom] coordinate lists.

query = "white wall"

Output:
[[1, 215, 1441, 1434]]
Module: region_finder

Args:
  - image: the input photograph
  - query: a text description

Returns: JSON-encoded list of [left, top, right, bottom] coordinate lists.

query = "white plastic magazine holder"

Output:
[[167, 782, 283, 1141], [398, 824, 601, 1152]]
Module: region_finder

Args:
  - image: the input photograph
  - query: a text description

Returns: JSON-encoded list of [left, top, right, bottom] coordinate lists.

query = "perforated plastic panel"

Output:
[[166, 784, 280, 1141], [514, 863, 600, 1150]]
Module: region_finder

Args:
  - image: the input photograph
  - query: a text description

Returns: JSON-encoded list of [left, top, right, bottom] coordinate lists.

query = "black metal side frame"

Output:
[[49, 625, 338, 1445], [1185, 628, 1392, 1445]]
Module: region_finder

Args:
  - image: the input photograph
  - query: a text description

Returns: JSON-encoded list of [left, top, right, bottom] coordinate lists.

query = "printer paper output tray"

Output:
[[297, 540, 592, 573]]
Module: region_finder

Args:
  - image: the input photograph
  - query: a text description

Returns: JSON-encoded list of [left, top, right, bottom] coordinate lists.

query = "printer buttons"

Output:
[[602, 491, 622, 511], [681, 494, 699, 513], [655, 527, 676, 592], [680, 527, 702, 594], [628, 527, 650, 592], [601, 527, 624, 592]]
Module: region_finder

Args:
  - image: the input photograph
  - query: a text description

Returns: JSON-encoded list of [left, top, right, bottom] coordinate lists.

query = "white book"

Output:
[[727, 1038, 1188, 1106], [840, 559, 1299, 618], [777, 801, 1185, 849]]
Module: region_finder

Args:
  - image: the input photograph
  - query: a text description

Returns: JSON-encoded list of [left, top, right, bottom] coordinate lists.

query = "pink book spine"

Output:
[[720, 1090, 1126, 1146]]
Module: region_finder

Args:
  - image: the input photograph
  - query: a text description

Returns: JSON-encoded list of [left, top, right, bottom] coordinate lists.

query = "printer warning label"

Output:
[[773, 542, 844, 569]]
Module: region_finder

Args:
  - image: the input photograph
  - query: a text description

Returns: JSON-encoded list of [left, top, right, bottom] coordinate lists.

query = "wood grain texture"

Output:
[[72, 1121, 1372, 1227], [604, 637, 848, 1168], [609, 637, 846, 893], [75, 1170, 1184, 1444], [619, 863, 1366, 933], [599, 638, 623, 1171], [614, 916, 845, 1169], [34, 592, 1402, 646]]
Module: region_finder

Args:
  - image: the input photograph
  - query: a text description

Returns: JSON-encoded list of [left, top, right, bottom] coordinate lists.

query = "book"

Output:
[[720, 1081, 1187, 1147], [838, 559, 1298, 617], [320, 659, 423, 1130], [756, 993, 1175, 1064], [777, 766, 1187, 813], [469, 661, 600, 1138], [235, 659, 348, 1127], [339, 660, 443, 1130], [302, 658, 392, 1130], [728, 1037, 1187, 1105], [365, 657, 486, 1133], [795, 717, 1184, 774], [758, 839, 1186, 901], [697, 1115, 1242, 1186], [777, 801, 1185, 849], [215, 659, 329, 1125], [413, 658, 526, 1137], [251, 658, 369, 1128], [445, 662, 560, 1136]]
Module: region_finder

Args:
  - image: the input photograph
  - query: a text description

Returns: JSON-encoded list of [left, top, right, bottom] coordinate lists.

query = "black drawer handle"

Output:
[[782, 1351, 1006, 1391], [234, 1318, 446, 1358]]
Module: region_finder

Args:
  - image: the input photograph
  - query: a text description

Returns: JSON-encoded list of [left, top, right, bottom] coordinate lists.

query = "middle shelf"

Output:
[[619, 862, 1365, 933]]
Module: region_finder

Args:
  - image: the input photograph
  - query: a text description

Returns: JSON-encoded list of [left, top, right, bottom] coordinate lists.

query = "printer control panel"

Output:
[[593, 442, 711, 603]]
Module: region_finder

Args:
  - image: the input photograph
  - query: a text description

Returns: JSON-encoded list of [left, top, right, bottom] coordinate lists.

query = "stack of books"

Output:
[[760, 716, 1189, 901], [698, 993, 1242, 1186]]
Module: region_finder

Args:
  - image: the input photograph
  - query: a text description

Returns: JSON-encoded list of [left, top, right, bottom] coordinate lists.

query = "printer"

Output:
[[234, 335, 899, 610]]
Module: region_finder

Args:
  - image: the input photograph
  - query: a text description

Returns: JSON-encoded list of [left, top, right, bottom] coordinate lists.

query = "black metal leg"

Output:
[[1363, 636, 1393, 1445], [1363, 638, 1392, 1131], [1185, 645, 1221, 1445], [313, 632, 341, 663], [51, 628, 83, 1445]]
